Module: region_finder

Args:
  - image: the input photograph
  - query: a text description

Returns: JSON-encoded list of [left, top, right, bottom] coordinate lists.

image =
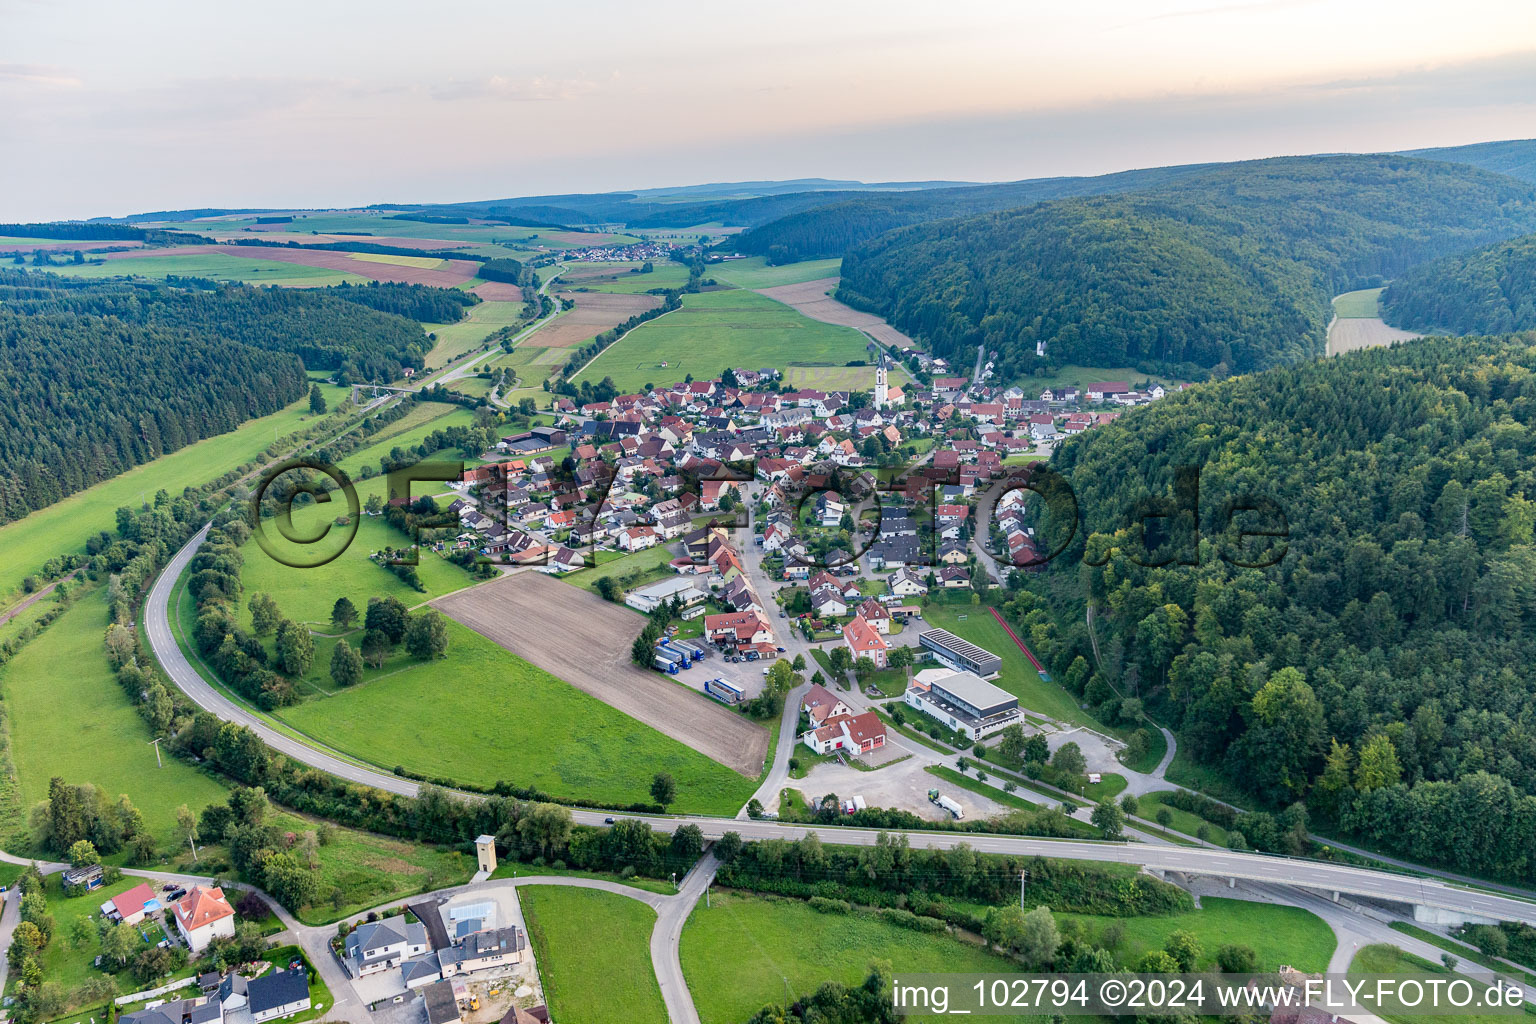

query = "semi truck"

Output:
[[652, 654, 680, 674], [658, 642, 695, 669], [672, 639, 707, 662], [928, 789, 964, 820], [704, 677, 744, 705]]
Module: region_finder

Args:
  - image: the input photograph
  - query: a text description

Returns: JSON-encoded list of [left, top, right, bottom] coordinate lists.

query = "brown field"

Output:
[[187, 228, 477, 249], [543, 230, 633, 246], [1326, 316, 1421, 356], [521, 291, 661, 348], [432, 573, 768, 775], [471, 281, 525, 301], [97, 244, 482, 287], [755, 277, 918, 350]]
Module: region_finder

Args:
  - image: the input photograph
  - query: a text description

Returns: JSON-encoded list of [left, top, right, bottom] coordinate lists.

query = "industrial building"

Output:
[[918, 628, 1002, 677], [904, 669, 1023, 740]]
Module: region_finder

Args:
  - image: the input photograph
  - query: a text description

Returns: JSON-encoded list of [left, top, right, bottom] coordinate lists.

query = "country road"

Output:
[[143, 525, 1536, 928]]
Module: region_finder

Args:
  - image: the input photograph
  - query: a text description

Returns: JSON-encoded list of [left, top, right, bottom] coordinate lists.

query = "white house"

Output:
[[247, 970, 311, 1023], [172, 886, 237, 953], [345, 919, 429, 975]]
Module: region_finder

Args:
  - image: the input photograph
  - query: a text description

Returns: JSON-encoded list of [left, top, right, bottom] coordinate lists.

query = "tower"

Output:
[[474, 834, 498, 874], [874, 354, 888, 410]]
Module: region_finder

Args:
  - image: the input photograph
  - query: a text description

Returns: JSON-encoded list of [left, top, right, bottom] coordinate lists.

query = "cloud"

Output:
[[0, 63, 81, 87], [428, 75, 599, 103]]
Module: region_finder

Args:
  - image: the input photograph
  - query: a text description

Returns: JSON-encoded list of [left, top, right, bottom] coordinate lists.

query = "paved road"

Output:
[[144, 530, 1536, 935]]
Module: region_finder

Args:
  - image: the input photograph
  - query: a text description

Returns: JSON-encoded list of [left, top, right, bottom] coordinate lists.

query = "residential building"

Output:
[[172, 885, 237, 952], [804, 710, 888, 755], [843, 615, 889, 669], [108, 882, 160, 926], [346, 919, 429, 975], [247, 970, 311, 1023]]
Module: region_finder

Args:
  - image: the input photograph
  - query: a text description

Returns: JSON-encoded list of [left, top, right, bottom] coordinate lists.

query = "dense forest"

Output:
[[324, 280, 479, 323], [837, 155, 1536, 378], [0, 270, 430, 524], [1021, 334, 1536, 881], [1381, 232, 1536, 335]]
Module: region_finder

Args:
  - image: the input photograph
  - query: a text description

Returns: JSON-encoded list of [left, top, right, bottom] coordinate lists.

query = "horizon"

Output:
[[3, 0, 1534, 221]]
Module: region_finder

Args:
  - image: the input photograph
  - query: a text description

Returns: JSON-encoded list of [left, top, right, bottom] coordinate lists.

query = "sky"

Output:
[[2, 0, 1535, 221]]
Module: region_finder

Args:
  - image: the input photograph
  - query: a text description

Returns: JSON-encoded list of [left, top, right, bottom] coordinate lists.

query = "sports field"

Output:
[[521, 887, 665, 1024], [0, 380, 350, 604], [0, 586, 232, 850], [709, 256, 842, 288], [680, 892, 1035, 1024], [572, 289, 872, 392]]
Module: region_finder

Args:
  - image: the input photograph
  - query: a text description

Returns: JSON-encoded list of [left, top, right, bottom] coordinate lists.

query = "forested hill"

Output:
[[1380, 232, 1536, 335], [1028, 334, 1536, 881], [1398, 138, 1536, 185], [837, 155, 1536, 378], [0, 270, 431, 524]]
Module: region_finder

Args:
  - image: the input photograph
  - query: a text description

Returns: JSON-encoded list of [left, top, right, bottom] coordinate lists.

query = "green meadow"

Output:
[[1057, 895, 1335, 973], [47, 252, 365, 286], [574, 289, 871, 392], [0, 381, 350, 604], [680, 892, 1040, 1024], [0, 587, 232, 850], [561, 260, 690, 294], [1333, 287, 1385, 318], [276, 620, 760, 813], [425, 299, 529, 367], [521, 887, 666, 1024], [709, 256, 842, 289]]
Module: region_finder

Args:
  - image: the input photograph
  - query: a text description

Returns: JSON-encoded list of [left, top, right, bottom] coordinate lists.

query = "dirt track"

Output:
[[1326, 316, 1421, 356], [756, 277, 917, 350], [521, 291, 661, 347], [432, 573, 768, 775]]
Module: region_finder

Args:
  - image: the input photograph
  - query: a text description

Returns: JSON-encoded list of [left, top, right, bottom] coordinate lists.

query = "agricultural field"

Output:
[[780, 364, 913, 390], [521, 886, 666, 1024], [333, 405, 480, 480], [276, 617, 762, 813], [425, 299, 529, 367], [45, 251, 367, 286], [559, 260, 690, 293], [709, 256, 842, 289], [573, 289, 872, 393], [1327, 288, 1422, 355], [1333, 287, 1386, 318], [1057, 896, 1334, 973], [0, 586, 232, 851], [680, 892, 1039, 1024], [0, 380, 349, 607], [532, 291, 661, 349], [559, 545, 676, 595], [236, 481, 477, 629], [919, 603, 1090, 727]]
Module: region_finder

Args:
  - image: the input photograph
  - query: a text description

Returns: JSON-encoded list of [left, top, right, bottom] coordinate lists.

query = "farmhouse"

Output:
[[904, 669, 1023, 740], [172, 885, 237, 952]]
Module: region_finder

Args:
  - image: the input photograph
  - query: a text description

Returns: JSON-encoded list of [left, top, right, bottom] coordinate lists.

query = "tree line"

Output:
[[1382, 231, 1536, 335], [838, 154, 1536, 379], [1014, 332, 1536, 881]]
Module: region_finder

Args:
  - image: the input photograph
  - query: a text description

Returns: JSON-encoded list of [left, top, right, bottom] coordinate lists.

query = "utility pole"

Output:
[[705, 884, 710, 909], [148, 737, 162, 768], [1020, 869, 1028, 909], [188, 833, 199, 863]]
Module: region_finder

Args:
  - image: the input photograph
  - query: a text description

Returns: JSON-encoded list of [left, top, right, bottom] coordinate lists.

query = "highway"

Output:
[[144, 528, 1536, 928]]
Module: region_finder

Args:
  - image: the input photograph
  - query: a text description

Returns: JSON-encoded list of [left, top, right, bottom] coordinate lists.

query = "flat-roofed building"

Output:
[[918, 628, 1002, 677], [904, 669, 1022, 740]]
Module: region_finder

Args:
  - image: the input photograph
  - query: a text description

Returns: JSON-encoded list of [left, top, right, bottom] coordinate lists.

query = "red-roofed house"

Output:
[[802, 683, 851, 725], [843, 616, 889, 669], [705, 610, 773, 648], [172, 885, 237, 952], [804, 711, 887, 756], [618, 526, 659, 552], [855, 598, 892, 634], [110, 882, 159, 925]]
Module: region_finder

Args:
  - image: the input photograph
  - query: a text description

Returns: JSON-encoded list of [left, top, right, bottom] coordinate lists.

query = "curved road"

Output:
[[145, 529, 1536, 935]]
